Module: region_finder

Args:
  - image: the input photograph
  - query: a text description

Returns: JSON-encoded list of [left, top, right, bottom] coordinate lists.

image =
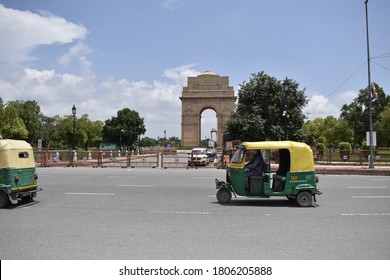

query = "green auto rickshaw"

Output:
[[215, 141, 322, 207], [0, 139, 42, 208]]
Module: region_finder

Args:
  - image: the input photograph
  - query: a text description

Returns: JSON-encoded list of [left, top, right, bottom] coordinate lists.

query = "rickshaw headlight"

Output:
[[14, 175, 19, 183], [34, 173, 38, 180]]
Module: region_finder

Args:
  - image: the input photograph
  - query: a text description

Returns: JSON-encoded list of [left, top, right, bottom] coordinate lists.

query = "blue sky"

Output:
[[0, 0, 389, 140]]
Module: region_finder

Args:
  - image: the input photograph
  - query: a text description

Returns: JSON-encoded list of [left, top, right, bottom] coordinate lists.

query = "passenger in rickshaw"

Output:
[[245, 150, 264, 190]]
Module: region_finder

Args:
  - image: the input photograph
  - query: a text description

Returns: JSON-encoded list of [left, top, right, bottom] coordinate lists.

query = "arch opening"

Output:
[[200, 108, 217, 148]]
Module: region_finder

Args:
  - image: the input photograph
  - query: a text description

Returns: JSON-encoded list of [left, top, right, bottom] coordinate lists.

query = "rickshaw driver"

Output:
[[244, 150, 264, 191]]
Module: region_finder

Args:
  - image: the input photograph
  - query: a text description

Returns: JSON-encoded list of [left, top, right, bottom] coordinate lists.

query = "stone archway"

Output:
[[180, 71, 236, 147]]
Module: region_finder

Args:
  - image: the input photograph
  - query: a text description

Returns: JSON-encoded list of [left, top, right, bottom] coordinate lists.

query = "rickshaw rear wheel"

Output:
[[217, 189, 232, 204], [296, 191, 312, 207], [0, 191, 9, 209]]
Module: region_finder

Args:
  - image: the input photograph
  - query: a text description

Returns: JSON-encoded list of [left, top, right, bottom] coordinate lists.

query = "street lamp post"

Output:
[[120, 129, 124, 151], [72, 104, 76, 150], [282, 77, 290, 140], [365, 0, 374, 169], [164, 130, 166, 148]]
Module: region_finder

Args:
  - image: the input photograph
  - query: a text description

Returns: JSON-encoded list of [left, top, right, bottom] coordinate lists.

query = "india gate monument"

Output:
[[180, 71, 236, 147]]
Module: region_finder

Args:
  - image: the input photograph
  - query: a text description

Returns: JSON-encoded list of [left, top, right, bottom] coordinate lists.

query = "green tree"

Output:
[[340, 101, 364, 148], [77, 114, 103, 150], [167, 136, 181, 147], [5, 100, 41, 144], [332, 119, 354, 146], [54, 115, 75, 149], [322, 116, 339, 146], [0, 97, 4, 137], [374, 103, 390, 146], [39, 115, 61, 149], [302, 118, 326, 145], [303, 117, 353, 148], [340, 82, 389, 147], [140, 137, 157, 147], [225, 71, 307, 141], [103, 108, 146, 149], [1, 106, 29, 139], [52, 114, 103, 150]]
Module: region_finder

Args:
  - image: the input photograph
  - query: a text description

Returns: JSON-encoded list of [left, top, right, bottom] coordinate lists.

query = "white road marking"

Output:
[[108, 175, 135, 178], [65, 192, 115, 196], [370, 178, 390, 181], [341, 213, 390, 216], [352, 196, 390, 198], [151, 210, 210, 215], [115, 184, 154, 187], [348, 187, 388, 189]]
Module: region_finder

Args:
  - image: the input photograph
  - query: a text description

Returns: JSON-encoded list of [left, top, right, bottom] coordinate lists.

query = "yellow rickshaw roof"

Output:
[[243, 141, 310, 150], [0, 139, 35, 168], [242, 141, 314, 172], [0, 139, 33, 151]]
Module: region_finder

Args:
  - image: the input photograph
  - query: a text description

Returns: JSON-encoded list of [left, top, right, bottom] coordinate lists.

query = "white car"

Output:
[[188, 148, 209, 166]]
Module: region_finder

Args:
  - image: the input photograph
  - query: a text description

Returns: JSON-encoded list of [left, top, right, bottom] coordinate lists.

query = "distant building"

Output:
[[180, 71, 236, 147]]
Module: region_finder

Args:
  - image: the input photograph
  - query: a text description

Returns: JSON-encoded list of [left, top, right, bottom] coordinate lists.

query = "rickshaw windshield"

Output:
[[231, 146, 245, 163]]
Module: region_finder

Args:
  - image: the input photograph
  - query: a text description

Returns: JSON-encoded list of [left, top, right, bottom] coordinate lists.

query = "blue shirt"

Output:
[[245, 153, 264, 175]]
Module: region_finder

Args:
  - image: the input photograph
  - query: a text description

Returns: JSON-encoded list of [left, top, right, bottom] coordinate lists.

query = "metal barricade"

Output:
[[127, 153, 159, 168], [161, 152, 189, 168]]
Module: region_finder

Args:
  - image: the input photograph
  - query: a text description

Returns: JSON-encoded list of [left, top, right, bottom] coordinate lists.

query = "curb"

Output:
[[315, 166, 390, 176]]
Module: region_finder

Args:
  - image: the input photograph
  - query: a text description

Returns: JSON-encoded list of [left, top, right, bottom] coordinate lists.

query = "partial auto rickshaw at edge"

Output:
[[215, 141, 322, 207], [0, 139, 42, 208]]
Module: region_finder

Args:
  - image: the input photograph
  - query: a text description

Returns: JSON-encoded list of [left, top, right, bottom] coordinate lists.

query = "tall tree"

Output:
[[303, 117, 353, 148], [77, 114, 104, 150], [5, 100, 41, 144], [103, 108, 146, 149], [1, 106, 29, 139], [39, 115, 61, 149], [225, 71, 307, 141], [374, 103, 390, 146], [55, 115, 78, 149], [0, 97, 4, 137], [302, 118, 326, 145], [340, 82, 389, 147]]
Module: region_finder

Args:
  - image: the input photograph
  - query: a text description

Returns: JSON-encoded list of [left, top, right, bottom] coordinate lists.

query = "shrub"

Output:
[[316, 143, 325, 151], [338, 142, 352, 151]]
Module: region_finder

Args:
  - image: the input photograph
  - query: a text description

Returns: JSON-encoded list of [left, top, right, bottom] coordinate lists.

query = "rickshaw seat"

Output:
[[249, 175, 265, 195], [273, 174, 286, 181], [272, 174, 285, 192]]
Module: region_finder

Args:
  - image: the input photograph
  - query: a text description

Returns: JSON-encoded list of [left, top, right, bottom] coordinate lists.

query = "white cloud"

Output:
[[304, 94, 340, 120], [162, 64, 201, 85], [59, 42, 92, 66], [0, 63, 199, 138], [304, 90, 358, 120], [0, 4, 200, 139], [0, 4, 87, 64], [338, 90, 358, 104], [161, 0, 185, 10]]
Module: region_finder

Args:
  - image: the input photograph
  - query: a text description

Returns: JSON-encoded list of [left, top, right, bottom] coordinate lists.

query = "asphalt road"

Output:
[[1, 167, 389, 260]]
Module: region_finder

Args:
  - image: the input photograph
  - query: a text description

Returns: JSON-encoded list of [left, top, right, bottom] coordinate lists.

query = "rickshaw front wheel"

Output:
[[296, 191, 312, 207], [217, 189, 232, 204], [0, 191, 9, 209]]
